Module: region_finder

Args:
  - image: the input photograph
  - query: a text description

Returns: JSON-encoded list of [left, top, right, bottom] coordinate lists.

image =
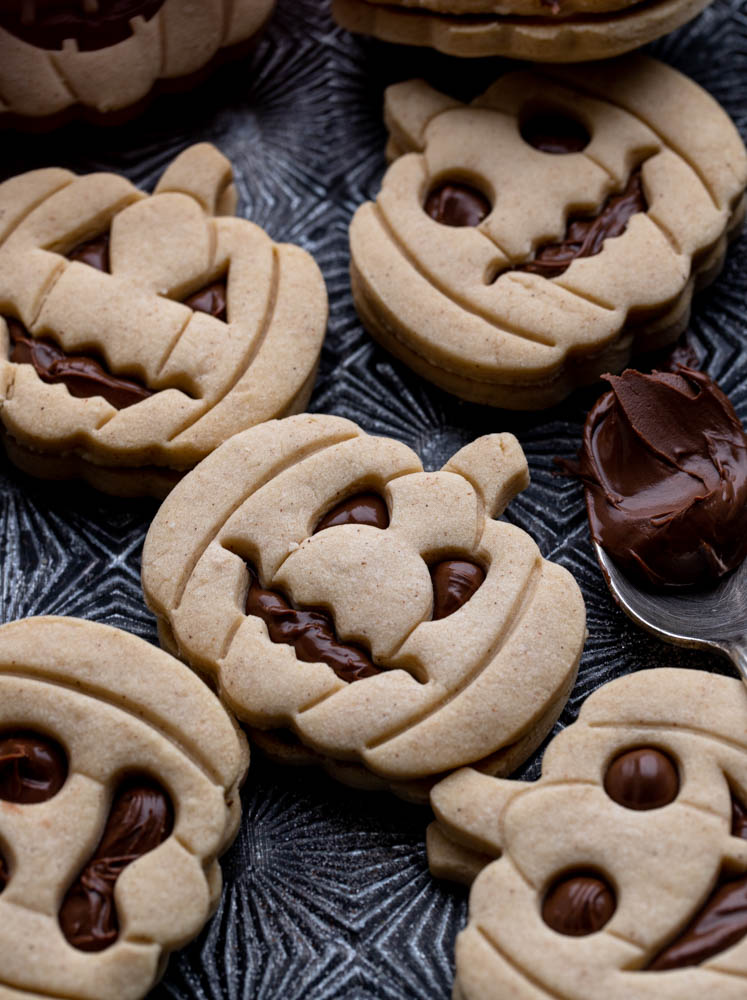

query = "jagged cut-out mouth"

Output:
[[0, 1, 167, 51]]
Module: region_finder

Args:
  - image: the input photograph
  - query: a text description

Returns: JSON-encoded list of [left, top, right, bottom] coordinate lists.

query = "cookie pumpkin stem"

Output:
[[384, 80, 462, 155], [154, 143, 237, 217], [431, 768, 525, 860], [442, 434, 529, 520]]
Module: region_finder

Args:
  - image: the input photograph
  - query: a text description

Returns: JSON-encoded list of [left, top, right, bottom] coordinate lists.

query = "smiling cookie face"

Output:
[[429, 668, 747, 1000], [142, 414, 585, 799], [0, 143, 327, 496], [350, 56, 747, 409], [0, 616, 247, 1000]]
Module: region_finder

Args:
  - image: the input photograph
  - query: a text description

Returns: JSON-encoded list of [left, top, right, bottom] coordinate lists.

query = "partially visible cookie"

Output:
[[0, 615, 248, 1000], [0, 143, 327, 497], [349, 57, 747, 409], [142, 413, 585, 802], [428, 668, 747, 999], [0, 0, 276, 127], [332, 0, 714, 62]]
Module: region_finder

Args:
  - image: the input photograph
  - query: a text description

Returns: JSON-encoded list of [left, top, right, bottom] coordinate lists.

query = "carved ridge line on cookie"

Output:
[[646, 212, 683, 256], [587, 721, 747, 753], [700, 963, 747, 978], [473, 924, 574, 1000], [363, 554, 542, 753], [154, 307, 197, 382], [0, 179, 74, 247], [47, 51, 84, 105], [372, 203, 557, 348]]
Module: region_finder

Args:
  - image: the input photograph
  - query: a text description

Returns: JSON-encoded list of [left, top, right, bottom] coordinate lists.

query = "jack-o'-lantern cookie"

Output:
[[428, 668, 747, 999], [332, 0, 714, 62], [0, 0, 275, 126], [0, 615, 248, 1000], [349, 56, 747, 409], [0, 143, 327, 497], [141, 413, 586, 801]]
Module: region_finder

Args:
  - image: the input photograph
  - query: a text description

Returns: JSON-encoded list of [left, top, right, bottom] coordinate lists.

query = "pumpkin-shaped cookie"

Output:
[[0, 143, 327, 496], [429, 668, 747, 999], [0, 616, 248, 1000], [0, 0, 275, 125], [350, 56, 747, 409], [142, 413, 585, 801]]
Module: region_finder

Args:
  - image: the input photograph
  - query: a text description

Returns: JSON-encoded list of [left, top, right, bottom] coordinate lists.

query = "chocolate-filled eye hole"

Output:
[[604, 747, 679, 810], [543, 873, 616, 935], [0, 847, 8, 892], [520, 112, 590, 154], [430, 559, 485, 619], [424, 182, 491, 227], [0, 730, 68, 804], [183, 278, 228, 322], [314, 492, 389, 533], [67, 232, 110, 273]]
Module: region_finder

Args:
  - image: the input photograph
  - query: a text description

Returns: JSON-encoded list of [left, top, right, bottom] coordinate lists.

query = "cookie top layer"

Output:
[[0, 615, 248, 1000], [142, 413, 585, 785], [430, 668, 747, 999]]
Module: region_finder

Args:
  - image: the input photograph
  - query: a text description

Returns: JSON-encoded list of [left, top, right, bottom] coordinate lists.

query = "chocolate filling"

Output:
[[0, 1, 166, 52], [0, 731, 68, 804], [0, 849, 7, 892], [59, 778, 173, 952], [314, 492, 390, 533], [520, 112, 590, 154], [183, 278, 228, 322], [604, 748, 679, 811], [430, 559, 485, 619], [425, 182, 491, 227], [68, 232, 111, 273], [543, 874, 616, 935]]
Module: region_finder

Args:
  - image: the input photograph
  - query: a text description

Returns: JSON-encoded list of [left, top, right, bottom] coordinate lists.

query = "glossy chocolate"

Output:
[[733, 796, 747, 839], [577, 367, 747, 589], [245, 568, 380, 684], [183, 278, 228, 322], [425, 183, 490, 227], [0, 1, 166, 52], [604, 748, 679, 810], [542, 875, 616, 936], [7, 316, 153, 409], [0, 731, 68, 804], [520, 112, 590, 154], [516, 168, 645, 279], [0, 849, 7, 892], [59, 779, 173, 952], [68, 232, 110, 273], [314, 493, 389, 533], [430, 559, 485, 619]]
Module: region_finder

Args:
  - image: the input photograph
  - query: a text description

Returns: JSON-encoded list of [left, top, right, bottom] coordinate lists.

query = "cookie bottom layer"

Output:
[[332, 0, 712, 60]]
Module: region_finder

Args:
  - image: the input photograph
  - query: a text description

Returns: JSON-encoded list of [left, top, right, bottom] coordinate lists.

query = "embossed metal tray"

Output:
[[1, 1, 745, 996]]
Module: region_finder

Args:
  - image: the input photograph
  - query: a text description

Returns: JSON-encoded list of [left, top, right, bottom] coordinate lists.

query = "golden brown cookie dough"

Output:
[[349, 56, 747, 409], [0, 0, 276, 126], [332, 0, 714, 61], [142, 413, 585, 802], [428, 668, 747, 999], [0, 143, 328, 497], [0, 615, 248, 1000]]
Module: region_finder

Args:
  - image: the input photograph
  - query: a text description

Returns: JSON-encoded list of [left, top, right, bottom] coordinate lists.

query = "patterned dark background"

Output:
[[1, 0, 745, 995]]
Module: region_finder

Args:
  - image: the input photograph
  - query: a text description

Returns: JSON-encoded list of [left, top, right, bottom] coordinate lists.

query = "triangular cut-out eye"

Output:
[[314, 493, 389, 533], [430, 559, 485, 620], [67, 232, 110, 273], [183, 278, 228, 321], [0, 730, 68, 804]]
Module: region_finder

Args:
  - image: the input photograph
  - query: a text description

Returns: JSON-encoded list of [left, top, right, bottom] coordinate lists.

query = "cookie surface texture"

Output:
[[0, 143, 327, 496], [429, 668, 747, 999], [349, 57, 747, 409], [0, 0, 275, 124], [0, 615, 248, 1000], [142, 413, 585, 799]]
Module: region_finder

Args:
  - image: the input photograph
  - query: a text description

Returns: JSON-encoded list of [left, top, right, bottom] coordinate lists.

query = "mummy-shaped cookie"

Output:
[[0, 0, 275, 124], [142, 414, 585, 801], [0, 616, 248, 1000], [0, 144, 327, 496], [350, 56, 747, 409], [428, 668, 747, 999]]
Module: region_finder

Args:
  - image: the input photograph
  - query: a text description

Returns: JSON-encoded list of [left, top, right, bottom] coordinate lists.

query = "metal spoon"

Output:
[[594, 541, 747, 686]]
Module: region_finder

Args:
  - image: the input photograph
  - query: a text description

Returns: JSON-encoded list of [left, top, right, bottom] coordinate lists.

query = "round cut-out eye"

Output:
[[543, 873, 616, 935], [424, 183, 491, 227], [0, 731, 68, 804], [430, 559, 485, 619], [520, 112, 590, 154], [314, 492, 389, 533], [604, 747, 679, 810]]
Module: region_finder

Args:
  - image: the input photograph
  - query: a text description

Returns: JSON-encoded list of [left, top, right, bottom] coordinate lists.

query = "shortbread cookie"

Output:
[[349, 57, 747, 409], [0, 0, 275, 126], [0, 615, 248, 1000], [428, 668, 747, 999], [332, 0, 713, 61], [0, 143, 327, 497], [142, 413, 585, 801]]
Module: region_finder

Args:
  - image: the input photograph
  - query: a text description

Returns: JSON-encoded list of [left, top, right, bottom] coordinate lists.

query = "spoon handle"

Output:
[[726, 639, 747, 688]]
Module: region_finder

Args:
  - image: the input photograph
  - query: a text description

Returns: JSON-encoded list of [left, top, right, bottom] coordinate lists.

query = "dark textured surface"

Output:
[[1, 0, 746, 995]]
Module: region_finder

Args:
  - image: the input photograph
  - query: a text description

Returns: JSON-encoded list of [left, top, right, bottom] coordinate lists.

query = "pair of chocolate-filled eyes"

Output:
[[424, 111, 591, 229]]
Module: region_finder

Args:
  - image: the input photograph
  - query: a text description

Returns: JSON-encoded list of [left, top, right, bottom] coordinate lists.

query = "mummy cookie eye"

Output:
[[424, 182, 491, 227], [519, 111, 591, 154], [59, 776, 173, 952], [430, 559, 485, 619], [314, 492, 390, 532], [0, 730, 68, 804], [542, 872, 616, 935], [604, 747, 679, 810]]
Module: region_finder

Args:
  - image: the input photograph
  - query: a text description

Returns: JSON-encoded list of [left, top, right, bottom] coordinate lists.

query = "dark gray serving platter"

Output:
[[1, 1, 746, 996]]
